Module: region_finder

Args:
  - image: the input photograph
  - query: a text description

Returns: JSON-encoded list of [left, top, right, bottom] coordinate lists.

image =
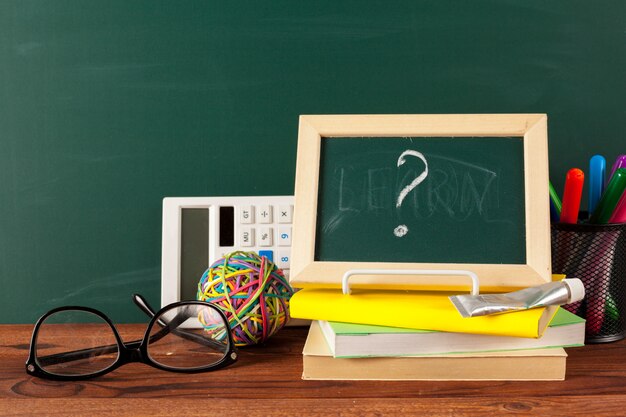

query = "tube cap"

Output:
[[563, 278, 585, 303]]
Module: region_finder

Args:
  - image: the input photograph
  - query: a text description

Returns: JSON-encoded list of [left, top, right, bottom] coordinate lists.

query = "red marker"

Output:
[[560, 168, 584, 224]]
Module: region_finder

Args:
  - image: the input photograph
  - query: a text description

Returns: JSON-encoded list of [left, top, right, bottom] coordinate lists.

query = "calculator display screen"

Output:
[[180, 208, 209, 301]]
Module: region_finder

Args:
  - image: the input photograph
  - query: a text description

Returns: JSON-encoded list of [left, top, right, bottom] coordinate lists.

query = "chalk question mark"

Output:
[[394, 150, 428, 237]]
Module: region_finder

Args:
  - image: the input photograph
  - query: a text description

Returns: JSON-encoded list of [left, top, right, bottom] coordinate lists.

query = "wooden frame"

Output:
[[290, 114, 550, 292]]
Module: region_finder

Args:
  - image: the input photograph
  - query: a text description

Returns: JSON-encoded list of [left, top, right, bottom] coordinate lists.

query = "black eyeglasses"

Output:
[[26, 294, 237, 380]]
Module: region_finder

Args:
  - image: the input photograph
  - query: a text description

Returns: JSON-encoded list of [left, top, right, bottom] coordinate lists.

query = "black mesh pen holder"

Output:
[[551, 222, 626, 343]]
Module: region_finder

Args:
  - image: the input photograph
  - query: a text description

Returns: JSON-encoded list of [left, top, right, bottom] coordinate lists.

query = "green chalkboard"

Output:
[[315, 137, 526, 264], [1, 1, 624, 323]]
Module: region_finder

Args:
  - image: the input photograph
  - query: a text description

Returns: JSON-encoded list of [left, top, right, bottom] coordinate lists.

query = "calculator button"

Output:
[[277, 249, 291, 268], [240, 227, 254, 247], [278, 205, 293, 223], [258, 250, 274, 262], [240, 205, 254, 224], [259, 227, 273, 246], [257, 205, 273, 223], [278, 226, 291, 246]]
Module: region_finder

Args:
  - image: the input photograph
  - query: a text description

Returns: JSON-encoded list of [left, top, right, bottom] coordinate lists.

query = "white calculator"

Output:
[[161, 196, 295, 307]]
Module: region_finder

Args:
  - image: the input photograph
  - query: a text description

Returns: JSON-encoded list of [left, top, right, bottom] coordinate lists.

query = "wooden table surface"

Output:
[[2, 324, 626, 416]]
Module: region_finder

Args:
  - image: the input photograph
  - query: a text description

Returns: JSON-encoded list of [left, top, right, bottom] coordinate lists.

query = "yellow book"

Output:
[[290, 288, 559, 338]]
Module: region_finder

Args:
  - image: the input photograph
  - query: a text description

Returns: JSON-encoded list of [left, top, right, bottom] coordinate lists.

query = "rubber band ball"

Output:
[[197, 251, 295, 346]]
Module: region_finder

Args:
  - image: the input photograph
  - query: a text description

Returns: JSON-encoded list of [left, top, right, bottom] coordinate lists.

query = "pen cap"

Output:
[[563, 278, 585, 304]]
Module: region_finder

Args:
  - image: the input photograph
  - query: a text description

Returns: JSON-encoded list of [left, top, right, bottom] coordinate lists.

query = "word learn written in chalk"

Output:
[[335, 153, 500, 223]]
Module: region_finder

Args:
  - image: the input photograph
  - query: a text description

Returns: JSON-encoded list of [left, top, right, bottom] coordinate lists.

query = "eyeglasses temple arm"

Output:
[[133, 294, 174, 330], [132, 293, 157, 317], [133, 294, 230, 351], [146, 308, 228, 351], [36, 343, 121, 367]]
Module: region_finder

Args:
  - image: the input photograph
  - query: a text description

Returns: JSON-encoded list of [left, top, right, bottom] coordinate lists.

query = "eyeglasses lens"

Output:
[[147, 304, 230, 370], [35, 310, 119, 376]]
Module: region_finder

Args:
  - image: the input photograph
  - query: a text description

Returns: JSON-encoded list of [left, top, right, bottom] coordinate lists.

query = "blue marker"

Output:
[[589, 155, 606, 214]]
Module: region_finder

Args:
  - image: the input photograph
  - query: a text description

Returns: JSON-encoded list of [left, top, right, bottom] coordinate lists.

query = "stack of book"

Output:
[[292, 289, 585, 381]]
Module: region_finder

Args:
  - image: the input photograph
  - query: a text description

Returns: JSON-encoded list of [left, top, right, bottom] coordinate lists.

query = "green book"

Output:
[[318, 308, 585, 358]]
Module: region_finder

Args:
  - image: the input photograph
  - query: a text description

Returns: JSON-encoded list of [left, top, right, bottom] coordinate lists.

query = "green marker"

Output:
[[549, 180, 562, 212], [606, 293, 619, 322], [589, 168, 626, 224]]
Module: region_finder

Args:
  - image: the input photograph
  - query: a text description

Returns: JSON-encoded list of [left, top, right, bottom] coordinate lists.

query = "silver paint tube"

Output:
[[450, 279, 585, 318]]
